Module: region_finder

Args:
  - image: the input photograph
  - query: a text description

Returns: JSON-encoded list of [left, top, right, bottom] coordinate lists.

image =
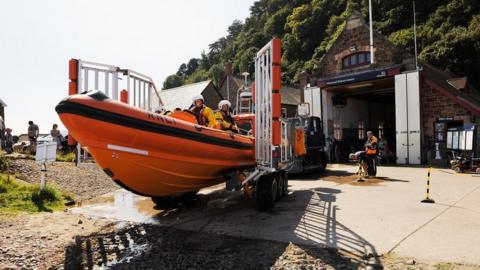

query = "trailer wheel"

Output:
[[256, 174, 277, 209], [275, 173, 283, 200], [318, 152, 328, 173]]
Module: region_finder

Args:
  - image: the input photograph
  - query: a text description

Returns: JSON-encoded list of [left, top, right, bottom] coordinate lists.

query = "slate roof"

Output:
[[421, 60, 480, 116], [159, 80, 212, 111]]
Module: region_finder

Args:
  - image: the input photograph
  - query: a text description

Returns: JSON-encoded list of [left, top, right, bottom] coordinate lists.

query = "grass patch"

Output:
[[0, 174, 74, 213], [434, 263, 455, 270], [56, 152, 76, 162]]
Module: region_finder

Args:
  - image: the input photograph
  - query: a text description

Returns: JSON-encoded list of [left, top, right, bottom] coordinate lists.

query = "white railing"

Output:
[[281, 120, 293, 163], [255, 40, 274, 168], [235, 87, 254, 114], [76, 59, 163, 111]]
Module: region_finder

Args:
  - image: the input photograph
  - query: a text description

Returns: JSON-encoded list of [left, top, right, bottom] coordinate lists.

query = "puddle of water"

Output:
[[71, 190, 161, 224], [103, 234, 151, 269], [70, 184, 230, 224]]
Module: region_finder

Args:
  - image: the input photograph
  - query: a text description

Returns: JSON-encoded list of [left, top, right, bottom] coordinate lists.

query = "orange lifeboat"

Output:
[[55, 91, 255, 197]]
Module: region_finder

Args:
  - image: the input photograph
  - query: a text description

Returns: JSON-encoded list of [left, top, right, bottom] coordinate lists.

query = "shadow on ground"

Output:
[[293, 169, 409, 187], [63, 186, 384, 269]]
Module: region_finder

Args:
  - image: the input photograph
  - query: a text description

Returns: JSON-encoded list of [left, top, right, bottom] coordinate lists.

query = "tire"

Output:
[[454, 167, 463, 173], [318, 152, 328, 173], [256, 174, 277, 209], [275, 173, 283, 201]]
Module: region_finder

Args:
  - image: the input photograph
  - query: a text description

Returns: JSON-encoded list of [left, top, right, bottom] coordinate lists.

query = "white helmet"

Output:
[[218, 100, 231, 110], [192, 94, 204, 103]]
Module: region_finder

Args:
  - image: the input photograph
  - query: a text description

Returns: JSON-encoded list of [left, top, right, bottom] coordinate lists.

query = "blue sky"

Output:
[[0, 0, 255, 135]]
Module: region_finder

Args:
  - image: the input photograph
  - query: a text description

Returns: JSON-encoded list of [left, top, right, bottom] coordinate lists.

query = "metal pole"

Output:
[[413, 1, 419, 70], [368, 0, 375, 64], [40, 162, 46, 189]]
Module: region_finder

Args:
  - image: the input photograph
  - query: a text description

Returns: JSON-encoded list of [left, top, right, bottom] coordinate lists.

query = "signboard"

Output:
[[447, 125, 476, 151], [35, 142, 57, 163], [298, 103, 310, 117], [318, 67, 400, 88]]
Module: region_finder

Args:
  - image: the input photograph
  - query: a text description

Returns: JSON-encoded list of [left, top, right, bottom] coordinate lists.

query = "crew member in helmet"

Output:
[[190, 94, 215, 128], [215, 100, 238, 132]]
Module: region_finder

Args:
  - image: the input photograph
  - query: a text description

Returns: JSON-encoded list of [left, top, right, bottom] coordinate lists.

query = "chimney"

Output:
[[225, 60, 233, 76], [298, 71, 310, 103], [225, 60, 233, 101]]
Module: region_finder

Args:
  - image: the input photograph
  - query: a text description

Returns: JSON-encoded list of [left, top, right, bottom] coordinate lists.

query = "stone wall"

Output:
[[419, 82, 472, 138], [318, 13, 403, 78]]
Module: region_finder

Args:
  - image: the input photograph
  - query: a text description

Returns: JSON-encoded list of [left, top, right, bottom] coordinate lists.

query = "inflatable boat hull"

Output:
[[56, 93, 255, 196]]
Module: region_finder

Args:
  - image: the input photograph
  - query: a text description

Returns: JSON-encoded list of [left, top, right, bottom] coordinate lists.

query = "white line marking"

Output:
[[107, 144, 149, 156]]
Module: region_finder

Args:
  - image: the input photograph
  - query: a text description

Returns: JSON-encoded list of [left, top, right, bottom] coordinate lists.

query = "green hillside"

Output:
[[162, 0, 480, 89]]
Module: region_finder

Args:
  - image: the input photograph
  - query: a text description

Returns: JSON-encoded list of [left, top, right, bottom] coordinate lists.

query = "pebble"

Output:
[[293, 249, 305, 255], [406, 259, 416, 265]]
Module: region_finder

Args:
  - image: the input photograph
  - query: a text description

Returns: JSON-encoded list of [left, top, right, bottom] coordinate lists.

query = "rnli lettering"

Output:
[[147, 113, 176, 125]]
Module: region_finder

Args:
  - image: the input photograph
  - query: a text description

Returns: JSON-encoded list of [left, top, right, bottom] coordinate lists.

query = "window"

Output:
[[334, 121, 342, 140], [358, 121, 365, 140], [359, 53, 365, 64], [342, 52, 371, 69]]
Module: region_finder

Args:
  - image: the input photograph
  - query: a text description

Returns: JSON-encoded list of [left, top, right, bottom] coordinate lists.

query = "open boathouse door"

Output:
[[395, 71, 421, 165]]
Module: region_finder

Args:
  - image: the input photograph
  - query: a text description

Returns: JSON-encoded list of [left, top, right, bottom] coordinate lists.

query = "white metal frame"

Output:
[[255, 41, 274, 168], [76, 59, 163, 110], [235, 87, 253, 114]]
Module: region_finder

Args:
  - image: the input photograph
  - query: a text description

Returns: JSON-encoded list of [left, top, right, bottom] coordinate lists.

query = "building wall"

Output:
[[419, 81, 480, 164], [318, 14, 403, 78], [218, 76, 240, 110], [420, 82, 473, 138]]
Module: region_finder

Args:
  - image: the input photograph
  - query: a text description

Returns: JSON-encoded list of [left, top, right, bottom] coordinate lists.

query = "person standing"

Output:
[[50, 124, 63, 149], [4, 128, 13, 154], [378, 135, 390, 164], [28, 120, 39, 153], [0, 116, 5, 150], [365, 131, 378, 176]]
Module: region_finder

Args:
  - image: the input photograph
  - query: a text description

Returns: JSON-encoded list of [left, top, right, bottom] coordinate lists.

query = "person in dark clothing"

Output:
[[364, 131, 378, 177], [4, 128, 13, 154]]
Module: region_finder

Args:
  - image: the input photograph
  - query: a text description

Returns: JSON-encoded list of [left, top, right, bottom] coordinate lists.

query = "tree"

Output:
[[186, 58, 199, 76], [176, 63, 187, 78], [162, 0, 480, 88], [162, 74, 184, 90]]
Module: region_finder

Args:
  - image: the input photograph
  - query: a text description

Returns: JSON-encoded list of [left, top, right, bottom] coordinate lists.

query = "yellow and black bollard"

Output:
[[421, 167, 435, 203]]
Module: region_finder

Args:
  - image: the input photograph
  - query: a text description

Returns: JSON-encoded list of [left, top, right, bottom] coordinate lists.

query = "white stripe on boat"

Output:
[[107, 144, 149, 156]]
